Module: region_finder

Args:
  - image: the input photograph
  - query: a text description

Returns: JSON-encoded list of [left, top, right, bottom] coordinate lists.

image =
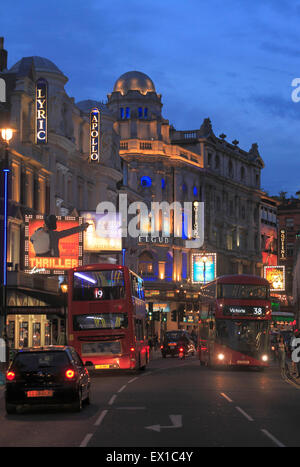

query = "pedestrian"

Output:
[[278, 336, 286, 373]]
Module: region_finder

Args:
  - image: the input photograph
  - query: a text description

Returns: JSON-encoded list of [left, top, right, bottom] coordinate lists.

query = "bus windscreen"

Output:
[[73, 313, 128, 330], [73, 270, 125, 301], [217, 284, 268, 300]]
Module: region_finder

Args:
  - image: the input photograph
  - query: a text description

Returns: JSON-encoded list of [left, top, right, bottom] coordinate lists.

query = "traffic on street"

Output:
[[0, 349, 300, 449]]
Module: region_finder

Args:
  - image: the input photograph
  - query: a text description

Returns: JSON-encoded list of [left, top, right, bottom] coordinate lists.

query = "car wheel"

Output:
[[72, 389, 83, 412], [5, 402, 17, 414]]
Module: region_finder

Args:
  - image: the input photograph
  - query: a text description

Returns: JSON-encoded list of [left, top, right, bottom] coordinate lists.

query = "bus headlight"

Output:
[[217, 353, 225, 361], [261, 354, 268, 362]]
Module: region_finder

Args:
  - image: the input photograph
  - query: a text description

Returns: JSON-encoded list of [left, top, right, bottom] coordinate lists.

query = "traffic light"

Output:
[[153, 311, 160, 321], [178, 305, 185, 322], [148, 302, 153, 320], [171, 310, 177, 322]]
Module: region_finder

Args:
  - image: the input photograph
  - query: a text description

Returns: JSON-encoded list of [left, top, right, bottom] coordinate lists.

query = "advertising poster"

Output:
[[264, 266, 285, 292], [82, 212, 122, 252], [25, 215, 87, 274], [192, 253, 217, 284]]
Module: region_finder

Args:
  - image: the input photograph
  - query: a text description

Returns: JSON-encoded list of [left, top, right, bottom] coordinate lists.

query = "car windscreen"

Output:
[[13, 352, 70, 371], [165, 332, 187, 342], [73, 269, 125, 301]]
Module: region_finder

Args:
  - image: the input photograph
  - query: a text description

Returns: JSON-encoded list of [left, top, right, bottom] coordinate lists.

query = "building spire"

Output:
[[0, 37, 8, 72]]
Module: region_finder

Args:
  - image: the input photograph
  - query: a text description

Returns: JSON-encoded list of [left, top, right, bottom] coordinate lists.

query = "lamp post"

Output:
[[60, 279, 68, 345], [1, 127, 13, 369], [202, 255, 208, 285]]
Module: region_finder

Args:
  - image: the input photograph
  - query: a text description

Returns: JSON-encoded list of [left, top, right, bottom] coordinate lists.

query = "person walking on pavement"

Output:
[[278, 335, 286, 374]]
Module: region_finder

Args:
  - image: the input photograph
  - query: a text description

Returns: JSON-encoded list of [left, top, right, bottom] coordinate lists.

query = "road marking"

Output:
[[235, 406, 254, 422], [116, 406, 146, 410], [108, 395, 117, 405], [128, 377, 138, 384], [145, 414, 182, 432], [220, 392, 233, 403], [94, 409, 108, 427], [261, 429, 285, 447], [80, 433, 93, 447], [118, 385, 127, 393]]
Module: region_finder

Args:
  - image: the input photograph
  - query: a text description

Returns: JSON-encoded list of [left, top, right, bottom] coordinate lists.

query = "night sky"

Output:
[[1, 0, 300, 196]]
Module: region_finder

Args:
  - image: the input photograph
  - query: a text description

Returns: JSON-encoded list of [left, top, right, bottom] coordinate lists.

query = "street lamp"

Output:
[[1, 127, 14, 369], [202, 255, 208, 285], [60, 279, 68, 345]]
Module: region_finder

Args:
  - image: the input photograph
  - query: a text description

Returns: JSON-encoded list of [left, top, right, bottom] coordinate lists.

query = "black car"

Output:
[[161, 331, 196, 358], [5, 346, 91, 414]]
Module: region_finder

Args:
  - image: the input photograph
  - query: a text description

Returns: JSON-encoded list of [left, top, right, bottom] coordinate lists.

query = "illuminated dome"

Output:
[[113, 71, 156, 95]]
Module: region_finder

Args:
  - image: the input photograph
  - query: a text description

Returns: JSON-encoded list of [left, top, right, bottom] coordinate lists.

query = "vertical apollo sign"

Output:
[[90, 107, 100, 162], [35, 78, 48, 144]]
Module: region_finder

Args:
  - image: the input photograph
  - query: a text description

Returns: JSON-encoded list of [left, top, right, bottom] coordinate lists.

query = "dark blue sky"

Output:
[[2, 0, 300, 196]]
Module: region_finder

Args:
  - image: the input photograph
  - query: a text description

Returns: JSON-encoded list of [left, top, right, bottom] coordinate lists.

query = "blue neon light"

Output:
[[3, 170, 8, 286], [141, 176, 152, 187], [74, 272, 97, 284]]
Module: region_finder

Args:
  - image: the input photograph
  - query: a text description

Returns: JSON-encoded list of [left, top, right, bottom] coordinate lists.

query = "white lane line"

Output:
[[80, 433, 93, 448], [94, 409, 108, 427], [261, 429, 286, 448], [108, 395, 117, 405], [115, 406, 146, 410], [220, 392, 233, 403], [235, 406, 254, 422], [128, 377, 138, 384], [118, 385, 127, 393]]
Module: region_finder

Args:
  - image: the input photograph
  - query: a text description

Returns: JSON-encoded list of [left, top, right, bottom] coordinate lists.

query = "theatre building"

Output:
[[0, 39, 122, 350]]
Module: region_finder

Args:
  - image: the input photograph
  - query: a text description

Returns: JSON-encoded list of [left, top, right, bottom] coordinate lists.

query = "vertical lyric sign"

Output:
[[90, 107, 100, 162], [35, 78, 48, 144]]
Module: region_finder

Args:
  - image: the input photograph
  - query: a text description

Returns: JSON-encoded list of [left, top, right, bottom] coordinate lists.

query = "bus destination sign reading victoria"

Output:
[[90, 107, 100, 162], [223, 305, 266, 317]]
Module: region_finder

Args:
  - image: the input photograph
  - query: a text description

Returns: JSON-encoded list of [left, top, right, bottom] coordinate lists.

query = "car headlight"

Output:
[[217, 353, 225, 361], [261, 354, 268, 362]]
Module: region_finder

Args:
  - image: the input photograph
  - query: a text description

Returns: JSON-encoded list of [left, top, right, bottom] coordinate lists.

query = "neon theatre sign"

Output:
[[35, 78, 48, 144], [90, 107, 100, 162]]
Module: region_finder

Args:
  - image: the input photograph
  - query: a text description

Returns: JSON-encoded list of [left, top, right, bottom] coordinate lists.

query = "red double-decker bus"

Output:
[[198, 274, 272, 368], [67, 264, 149, 371]]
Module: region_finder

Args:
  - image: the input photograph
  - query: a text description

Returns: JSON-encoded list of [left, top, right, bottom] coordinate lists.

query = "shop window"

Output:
[[32, 322, 41, 347], [19, 321, 28, 348]]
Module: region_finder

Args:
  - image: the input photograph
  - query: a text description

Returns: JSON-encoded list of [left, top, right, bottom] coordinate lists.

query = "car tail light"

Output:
[[160, 345, 163, 349], [130, 347, 135, 352], [6, 371, 16, 381], [65, 369, 76, 380], [179, 347, 184, 352]]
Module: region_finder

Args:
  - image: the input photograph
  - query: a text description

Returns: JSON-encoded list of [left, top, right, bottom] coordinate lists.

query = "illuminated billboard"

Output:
[[191, 253, 217, 284], [82, 212, 122, 252], [90, 107, 100, 162], [25, 215, 87, 274], [264, 266, 285, 292], [35, 78, 48, 144]]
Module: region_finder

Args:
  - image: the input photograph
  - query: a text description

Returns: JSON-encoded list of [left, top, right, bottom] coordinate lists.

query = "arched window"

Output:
[[138, 251, 154, 276]]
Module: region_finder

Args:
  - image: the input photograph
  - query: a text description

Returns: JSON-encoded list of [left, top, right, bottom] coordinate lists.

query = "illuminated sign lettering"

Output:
[[279, 228, 287, 260], [90, 107, 100, 162], [35, 78, 48, 144]]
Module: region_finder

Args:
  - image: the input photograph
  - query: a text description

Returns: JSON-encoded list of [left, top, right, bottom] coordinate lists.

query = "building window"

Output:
[[138, 251, 155, 276], [126, 107, 130, 119], [144, 107, 148, 118], [120, 107, 124, 119], [138, 107, 143, 118], [286, 218, 294, 229]]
